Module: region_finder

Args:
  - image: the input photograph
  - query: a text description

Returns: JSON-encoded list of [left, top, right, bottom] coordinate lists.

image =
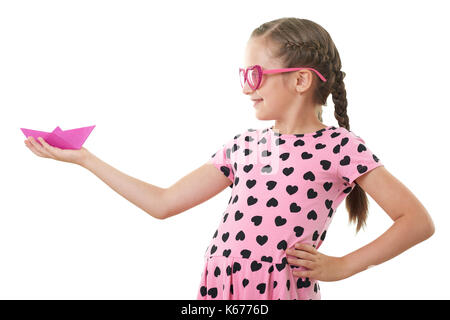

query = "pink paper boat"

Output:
[[20, 125, 96, 150]]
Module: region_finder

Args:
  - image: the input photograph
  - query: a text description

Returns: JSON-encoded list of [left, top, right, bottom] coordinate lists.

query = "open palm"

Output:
[[24, 136, 89, 165]]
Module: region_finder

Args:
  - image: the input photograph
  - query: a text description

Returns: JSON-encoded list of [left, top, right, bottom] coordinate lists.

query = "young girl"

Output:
[[24, 17, 434, 300]]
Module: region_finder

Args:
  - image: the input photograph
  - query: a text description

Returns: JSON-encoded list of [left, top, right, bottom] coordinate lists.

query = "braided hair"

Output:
[[251, 17, 367, 233]]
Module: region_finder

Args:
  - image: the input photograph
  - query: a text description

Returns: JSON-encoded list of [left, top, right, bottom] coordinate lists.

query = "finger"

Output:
[[287, 249, 316, 261], [293, 270, 313, 279], [287, 257, 314, 269], [37, 137, 58, 156], [25, 138, 45, 157], [25, 141, 46, 157], [295, 243, 317, 254], [28, 137, 52, 158]]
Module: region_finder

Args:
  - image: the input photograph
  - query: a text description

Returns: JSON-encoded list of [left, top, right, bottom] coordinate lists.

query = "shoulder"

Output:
[[230, 127, 261, 142], [333, 126, 367, 144]]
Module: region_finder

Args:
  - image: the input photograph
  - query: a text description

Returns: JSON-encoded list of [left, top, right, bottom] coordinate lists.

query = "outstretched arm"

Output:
[[25, 136, 231, 220], [81, 153, 232, 220]]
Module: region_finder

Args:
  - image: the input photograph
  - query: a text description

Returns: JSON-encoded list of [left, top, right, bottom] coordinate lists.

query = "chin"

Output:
[[254, 109, 274, 121], [255, 114, 271, 121]]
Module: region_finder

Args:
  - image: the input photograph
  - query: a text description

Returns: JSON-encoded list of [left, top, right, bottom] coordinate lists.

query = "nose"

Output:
[[242, 80, 254, 95]]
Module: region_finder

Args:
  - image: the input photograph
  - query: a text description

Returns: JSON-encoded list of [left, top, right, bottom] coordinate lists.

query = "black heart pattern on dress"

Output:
[[294, 226, 304, 237], [277, 240, 287, 250], [286, 185, 298, 195], [208, 287, 218, 298], [320, 160, 331, 170], [290, 202, 301, 213], [222, 232, 229, 242], [307, 210, 318, 220], [307, 189, 318, 199], [240, 249, 251, 258], [266, 181, 277, 190], [246, 179, 256, 189], [261, 165, 272, 173], [235, 231, 245, 241], [256, 235, 268, 246], [275, 216, 287, 226], [283, 167, 294, 176], [257, 283, 266, 294], [262, 150, 271, 157], [303, 171, 315, 181], [267, 198, 278, 207], [200, 126, 381, 300], [247, 196, 258, 206], [251, 261, 262, 272], [251, 216, 262, 226]]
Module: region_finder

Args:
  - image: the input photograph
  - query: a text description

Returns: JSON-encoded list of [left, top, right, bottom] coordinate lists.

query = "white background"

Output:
[[1, 0, 448, 299]]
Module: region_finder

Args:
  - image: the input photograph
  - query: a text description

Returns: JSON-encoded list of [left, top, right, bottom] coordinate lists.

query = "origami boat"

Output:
[[20, 125, 95, 150]]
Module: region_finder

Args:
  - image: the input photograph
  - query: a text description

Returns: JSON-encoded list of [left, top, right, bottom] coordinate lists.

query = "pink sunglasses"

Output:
[[239, 64, 327, 91]]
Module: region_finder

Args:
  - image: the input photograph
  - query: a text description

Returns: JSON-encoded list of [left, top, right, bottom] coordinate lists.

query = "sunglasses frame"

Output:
[[239, 64, 327, 91]]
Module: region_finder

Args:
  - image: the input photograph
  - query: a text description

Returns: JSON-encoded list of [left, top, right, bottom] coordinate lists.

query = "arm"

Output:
[[81, 150, 232, 220], [80, 151, 167, 220], [287, 166, 435, 281], [341, 166, 435, 277], [163, 161, 233, 219], [25, 137, 231, 220]]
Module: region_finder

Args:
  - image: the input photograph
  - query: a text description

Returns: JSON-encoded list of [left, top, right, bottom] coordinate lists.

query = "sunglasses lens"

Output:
[[239, 70, 246, 88], [248, 68, 260, 89], [240, 67, 261, 90]]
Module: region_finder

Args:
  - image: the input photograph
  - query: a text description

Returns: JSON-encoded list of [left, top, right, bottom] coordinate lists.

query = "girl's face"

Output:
[[242, 37, 317, 121], [242, 37, 295, 120]]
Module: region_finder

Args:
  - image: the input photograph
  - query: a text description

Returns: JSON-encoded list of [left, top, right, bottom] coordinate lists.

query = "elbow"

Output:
[[412, 209, 435, 240], [401, 213, 435, 241], [424, 219, 435, 239], [155, 213, 167, 220], [148, 188, 170, 220], [156, 210, 168, 220], [417, 215, 435, 240], [145, 209, 167, 220], [423, 211, 435, 239]]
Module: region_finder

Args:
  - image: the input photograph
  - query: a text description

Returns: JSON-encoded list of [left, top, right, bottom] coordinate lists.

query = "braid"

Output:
[[284, 40, 332, 70], [331, 69, 350, 131]]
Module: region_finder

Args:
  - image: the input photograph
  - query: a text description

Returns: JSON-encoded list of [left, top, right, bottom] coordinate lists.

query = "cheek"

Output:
[[254, 99, 283, 120], [259, 97, 286, 114], [257, 80, 290, 114]]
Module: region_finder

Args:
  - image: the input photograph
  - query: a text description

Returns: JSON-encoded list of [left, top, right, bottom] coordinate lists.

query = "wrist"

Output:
[[78, 148, 95, 168], [340, 254, 358, 279]]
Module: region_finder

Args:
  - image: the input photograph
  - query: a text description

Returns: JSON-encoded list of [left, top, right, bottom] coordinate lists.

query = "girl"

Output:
[[24, 17, 434, 300]]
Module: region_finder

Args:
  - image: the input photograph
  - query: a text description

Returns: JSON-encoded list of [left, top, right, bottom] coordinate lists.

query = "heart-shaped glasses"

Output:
[[239, 65, 327, 91]]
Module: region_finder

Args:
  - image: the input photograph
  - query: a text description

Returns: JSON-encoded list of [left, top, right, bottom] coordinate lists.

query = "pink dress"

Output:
[[197, 125, 384, 300]]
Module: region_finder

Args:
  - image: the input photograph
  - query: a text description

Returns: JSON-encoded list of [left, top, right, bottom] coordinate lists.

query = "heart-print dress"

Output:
[[197, 125, 384, 300]]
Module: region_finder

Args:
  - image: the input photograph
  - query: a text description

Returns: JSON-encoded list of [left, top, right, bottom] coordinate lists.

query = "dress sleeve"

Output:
[[336, 131, 384, 187], [208, 136, 238, 189]]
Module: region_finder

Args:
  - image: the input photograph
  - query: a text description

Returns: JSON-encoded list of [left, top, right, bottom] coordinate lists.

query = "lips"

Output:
[[253, 100, 263, 108]]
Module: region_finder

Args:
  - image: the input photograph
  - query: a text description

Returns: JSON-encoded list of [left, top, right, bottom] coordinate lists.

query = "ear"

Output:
[[295, 69, 314, 93]]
